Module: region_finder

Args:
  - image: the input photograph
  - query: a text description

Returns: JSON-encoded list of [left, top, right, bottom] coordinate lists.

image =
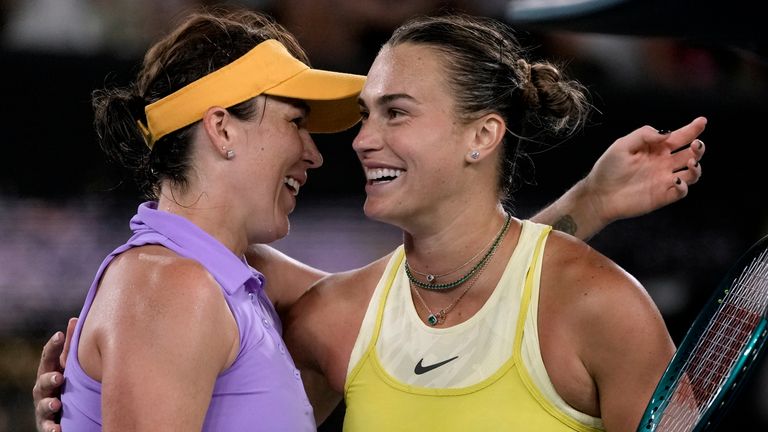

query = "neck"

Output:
[[157, 187, 247, 257], [402, 204, 510, 277]]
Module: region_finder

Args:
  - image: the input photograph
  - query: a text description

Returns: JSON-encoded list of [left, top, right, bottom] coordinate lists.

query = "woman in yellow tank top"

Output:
[[279, 14, 707, 432], [32, 12, 710, 432]]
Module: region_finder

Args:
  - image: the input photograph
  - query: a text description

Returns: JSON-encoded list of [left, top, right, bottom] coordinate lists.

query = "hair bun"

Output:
[[515, 59, 540, 109]]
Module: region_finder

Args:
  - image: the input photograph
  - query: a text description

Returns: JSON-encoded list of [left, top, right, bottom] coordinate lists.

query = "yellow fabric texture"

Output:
[[343, 223, 603, 432], [140, 39, 366, 147]]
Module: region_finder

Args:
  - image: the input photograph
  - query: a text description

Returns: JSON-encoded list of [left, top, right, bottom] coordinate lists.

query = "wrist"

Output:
[[568, 176, 616, 240]]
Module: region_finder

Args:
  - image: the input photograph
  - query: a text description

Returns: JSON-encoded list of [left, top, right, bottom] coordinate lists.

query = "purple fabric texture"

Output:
[[61, 201, 315, 431]]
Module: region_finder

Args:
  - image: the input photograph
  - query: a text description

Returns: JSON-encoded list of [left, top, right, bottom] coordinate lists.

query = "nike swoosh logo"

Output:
[[414, 356, 459, 375]]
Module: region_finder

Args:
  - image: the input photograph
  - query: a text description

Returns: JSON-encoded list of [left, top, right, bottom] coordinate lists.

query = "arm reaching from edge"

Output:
[[532, 116, 707, 240], [244, 244, 329, 319], [33, 318, 76, 432]]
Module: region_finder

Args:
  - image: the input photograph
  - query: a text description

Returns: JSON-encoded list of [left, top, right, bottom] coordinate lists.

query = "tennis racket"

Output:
[[637, 234, 768, 432]]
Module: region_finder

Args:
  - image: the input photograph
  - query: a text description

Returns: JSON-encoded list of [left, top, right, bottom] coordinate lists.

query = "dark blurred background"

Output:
[[1, 0, 766, 430]]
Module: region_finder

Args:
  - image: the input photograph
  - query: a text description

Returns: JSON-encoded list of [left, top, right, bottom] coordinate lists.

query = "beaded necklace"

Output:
[[411, 261, 485, 326], [410, 215, 508, 326], [405, 213, 511, 291]]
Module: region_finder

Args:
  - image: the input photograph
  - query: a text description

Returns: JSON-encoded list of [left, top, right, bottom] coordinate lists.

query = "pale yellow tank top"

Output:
[[343, 220, 604, 431]]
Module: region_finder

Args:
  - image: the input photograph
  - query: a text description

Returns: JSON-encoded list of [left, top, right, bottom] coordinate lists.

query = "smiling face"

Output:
[[231, 96, 323, 244], [354, 43, 481, 231]]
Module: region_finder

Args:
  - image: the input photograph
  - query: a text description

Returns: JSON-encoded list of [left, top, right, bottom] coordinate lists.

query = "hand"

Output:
[[582, 116, 707, 225], [33, 318, 77, 432]]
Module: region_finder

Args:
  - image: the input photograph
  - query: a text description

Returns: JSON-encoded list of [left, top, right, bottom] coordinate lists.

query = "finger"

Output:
[[36, 396, 61, 416], [669, 176, 690, 202], [691, 138, 705, 161], [670, 142, 691, 154], [35, 396, 61, 431], [38, 420, 61, 432], [61, 317, 78, 369], [37, 332, 64, 378], [33, 372, 64, 401], [670, 139, 703, 172], [622, 125, 667, 154], [666, 117, 707, 152], [683, 158, 702, 185]]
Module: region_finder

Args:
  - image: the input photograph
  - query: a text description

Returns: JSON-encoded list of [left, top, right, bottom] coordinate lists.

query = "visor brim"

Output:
[[265, 68, 365, 133]]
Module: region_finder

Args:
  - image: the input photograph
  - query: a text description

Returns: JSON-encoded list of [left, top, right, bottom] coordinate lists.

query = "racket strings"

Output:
[[656, 250, 768, 431], [690, 256, 768, 397]]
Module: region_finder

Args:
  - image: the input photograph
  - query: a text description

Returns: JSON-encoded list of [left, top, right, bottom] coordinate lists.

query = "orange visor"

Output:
[[137, 39, 366, 148]]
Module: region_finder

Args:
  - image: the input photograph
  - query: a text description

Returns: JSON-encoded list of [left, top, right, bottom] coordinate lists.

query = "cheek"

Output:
[[257, 130, 297, 164], [272, 127, 304, 159]]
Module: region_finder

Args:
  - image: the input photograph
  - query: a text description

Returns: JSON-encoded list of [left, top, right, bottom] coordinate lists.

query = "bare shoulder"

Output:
[[540, 232, 669, 342], [542, 231, 649, 307], [95, 246, 236, 346], [103, 245, 224, 311], [539, 231, 674, 427], [305, 253, 392, 310], [83, 245, 238, 380], [283, 252, 394, 390], [286, 252, 393, 336]]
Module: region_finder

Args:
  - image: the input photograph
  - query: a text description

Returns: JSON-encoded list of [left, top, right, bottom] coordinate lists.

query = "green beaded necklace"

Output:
[[405, 213, 511, 291]]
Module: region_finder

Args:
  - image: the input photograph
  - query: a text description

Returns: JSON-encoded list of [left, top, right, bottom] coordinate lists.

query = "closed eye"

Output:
[[291, 116, 306, 128], [388, 108, 407, 121]]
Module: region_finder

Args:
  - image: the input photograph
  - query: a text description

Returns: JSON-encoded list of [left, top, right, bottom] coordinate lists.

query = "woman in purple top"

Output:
[[40, 7, 365, 431]]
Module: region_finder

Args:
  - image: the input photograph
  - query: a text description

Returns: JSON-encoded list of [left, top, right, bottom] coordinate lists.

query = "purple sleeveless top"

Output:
[[61, 201, 315, 431]]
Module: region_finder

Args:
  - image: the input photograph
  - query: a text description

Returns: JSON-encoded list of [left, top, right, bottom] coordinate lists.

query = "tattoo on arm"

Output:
[[552, 215, 577, 235]]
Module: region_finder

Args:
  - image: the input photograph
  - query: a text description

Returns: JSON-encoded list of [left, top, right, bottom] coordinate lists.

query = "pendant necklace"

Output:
[[411, 266, 484, 326], [410, 217, 508, 326], [405, 213, 511, 291]]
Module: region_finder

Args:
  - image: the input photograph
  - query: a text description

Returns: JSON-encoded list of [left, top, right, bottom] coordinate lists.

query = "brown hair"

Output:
[[386, 14, 591, 200], [92, 7, 308, 199]]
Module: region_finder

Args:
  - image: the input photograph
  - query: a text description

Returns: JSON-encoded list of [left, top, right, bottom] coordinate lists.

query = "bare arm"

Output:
[[532, 117, 707, 240], [540, 235, 675, 431], [283, 276, 344, 425], [33, 245, 330, 431], [90, 252, 237, 430], [244, 244, 329, 318], [585, 273, 674, 431], [283, 259, 389, 425]]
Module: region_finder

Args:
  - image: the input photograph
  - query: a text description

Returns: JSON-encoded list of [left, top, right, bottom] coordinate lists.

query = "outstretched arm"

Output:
[[531, 116, 707, 240], [244, 244, 329, 318]]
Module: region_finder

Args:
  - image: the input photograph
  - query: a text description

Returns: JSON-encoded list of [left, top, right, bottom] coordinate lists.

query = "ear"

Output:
[[201, 106, 235, 159], [465, 113, 506, 163]]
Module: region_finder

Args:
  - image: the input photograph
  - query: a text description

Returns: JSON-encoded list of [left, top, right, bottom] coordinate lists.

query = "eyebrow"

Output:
[[358, 93, 417, 109], [272, 96, 310, 115]]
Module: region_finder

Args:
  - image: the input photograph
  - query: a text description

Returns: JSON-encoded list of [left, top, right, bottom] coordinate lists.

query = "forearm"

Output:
[[530, 179, 610, 241], [245, 244, 329, 317]]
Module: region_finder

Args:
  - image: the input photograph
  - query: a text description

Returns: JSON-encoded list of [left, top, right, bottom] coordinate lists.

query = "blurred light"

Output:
[[507, 0, 628, 21]]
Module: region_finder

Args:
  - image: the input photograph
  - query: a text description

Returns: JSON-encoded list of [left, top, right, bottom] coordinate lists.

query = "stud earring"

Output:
[[221, 146, 235, 159], [469, 150, 480, 160]]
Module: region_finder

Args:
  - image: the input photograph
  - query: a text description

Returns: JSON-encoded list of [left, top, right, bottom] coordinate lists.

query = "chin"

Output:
[[363, 199, 403, 227], [272, 220, 291, 242], [251, 218, 290, 245]]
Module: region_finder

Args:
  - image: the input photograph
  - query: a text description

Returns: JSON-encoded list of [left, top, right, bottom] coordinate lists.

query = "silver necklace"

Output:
[[410, 221, 506, 326], [405, 213, 511, 291]]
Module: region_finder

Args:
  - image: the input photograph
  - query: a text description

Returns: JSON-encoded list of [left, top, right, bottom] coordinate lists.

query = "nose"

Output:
[[352, 121, 382, 155], [302, 131, 323, 169]]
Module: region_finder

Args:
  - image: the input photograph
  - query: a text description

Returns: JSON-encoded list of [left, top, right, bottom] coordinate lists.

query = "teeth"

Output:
[[365, 168, 403, 181], [283, 177, 300, 196]]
